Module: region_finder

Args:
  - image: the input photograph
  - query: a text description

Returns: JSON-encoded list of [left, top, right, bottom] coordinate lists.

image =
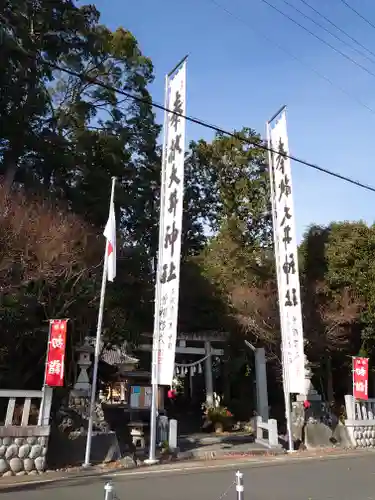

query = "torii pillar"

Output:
[[204, 341, 214, 406], [245, 341, 269, 422]]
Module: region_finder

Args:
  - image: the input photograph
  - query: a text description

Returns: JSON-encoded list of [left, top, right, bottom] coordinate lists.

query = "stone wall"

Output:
[[0, 426, 50, 477], [47, 429, 121, 469], [351, 425, 375, 448]]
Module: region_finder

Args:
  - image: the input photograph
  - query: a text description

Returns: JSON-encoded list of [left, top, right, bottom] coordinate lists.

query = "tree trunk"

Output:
[[326, 355, 334, 402], [223, 360, 231, 403], [3, 149, 19, 194]]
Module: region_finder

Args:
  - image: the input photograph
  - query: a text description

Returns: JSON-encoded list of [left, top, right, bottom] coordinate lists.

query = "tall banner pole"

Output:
[[146, 56, 187, 464], [83, 177, 116, 467], [146, 72, 170, 465], [266, 114, 293, 452], [267, 106, 305, 452]]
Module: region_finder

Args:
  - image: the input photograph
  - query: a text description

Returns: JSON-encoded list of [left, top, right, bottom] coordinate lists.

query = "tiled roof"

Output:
[[84, 336, 139, 366], [101, 346, 139, 366]]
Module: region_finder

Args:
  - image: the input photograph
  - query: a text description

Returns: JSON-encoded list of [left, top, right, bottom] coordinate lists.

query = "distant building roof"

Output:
[[84, 337, 139, 366], [101, 346, 139, 366]]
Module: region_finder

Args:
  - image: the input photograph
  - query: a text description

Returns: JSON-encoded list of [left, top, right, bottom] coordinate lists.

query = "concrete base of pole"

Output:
[[144, 458, 160, 465], [82, 462, 93, 468]]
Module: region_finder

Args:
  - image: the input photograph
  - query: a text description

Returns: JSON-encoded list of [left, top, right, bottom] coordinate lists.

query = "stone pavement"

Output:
[[2, 450, 375, 500], [177, 432, 283, 459]]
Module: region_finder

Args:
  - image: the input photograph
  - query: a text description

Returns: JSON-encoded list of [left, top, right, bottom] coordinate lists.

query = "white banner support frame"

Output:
[[266, 105, 294, 453]]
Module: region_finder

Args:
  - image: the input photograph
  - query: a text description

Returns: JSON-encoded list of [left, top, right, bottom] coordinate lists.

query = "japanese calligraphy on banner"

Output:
[[152, 60, 186, 386], [353, 357, 369, 400], [45, 319, 68, 387], [268, 108, 305, 394]]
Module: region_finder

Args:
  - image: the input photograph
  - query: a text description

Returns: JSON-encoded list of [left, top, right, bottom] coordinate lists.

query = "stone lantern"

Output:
[[70, 339, 94, 405]]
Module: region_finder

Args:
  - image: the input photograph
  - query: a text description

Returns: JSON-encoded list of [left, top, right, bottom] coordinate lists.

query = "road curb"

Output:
[[0, 450, 278, 491], [0, 466, 128, 493], [0, 447, 372, 492]]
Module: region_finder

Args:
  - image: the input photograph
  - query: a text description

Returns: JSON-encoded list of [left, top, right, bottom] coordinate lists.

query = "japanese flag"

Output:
[[103, 200, 116, 282]]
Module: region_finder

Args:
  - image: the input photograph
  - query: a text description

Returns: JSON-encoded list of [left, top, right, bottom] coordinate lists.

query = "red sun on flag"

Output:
[[103, 195, 116, 282], [108, 241, 113, 256]]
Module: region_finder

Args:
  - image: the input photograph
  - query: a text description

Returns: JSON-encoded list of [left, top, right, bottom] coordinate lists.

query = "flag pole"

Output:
[[83, 176, 116, 468]]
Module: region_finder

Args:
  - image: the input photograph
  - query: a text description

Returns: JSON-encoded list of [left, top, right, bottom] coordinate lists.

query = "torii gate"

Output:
[[138, 332, 223, 406], [139, 332, 269, 420]]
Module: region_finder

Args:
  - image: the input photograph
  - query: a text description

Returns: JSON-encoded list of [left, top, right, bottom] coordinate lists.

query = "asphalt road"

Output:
[[3, 454, 375, 500]]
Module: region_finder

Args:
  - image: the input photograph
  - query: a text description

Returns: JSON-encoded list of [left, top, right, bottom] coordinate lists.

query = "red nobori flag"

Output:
[[45, 319, 68, 387], [353, 356, 369, 400]]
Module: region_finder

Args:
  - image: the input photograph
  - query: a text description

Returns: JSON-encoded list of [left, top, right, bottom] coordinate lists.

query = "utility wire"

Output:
[[259, 0, 375, 80], [5, 35, 375, 194], [298, 0, 375, 61], [281, 0, 375, 66], [339, 0, 375, 31], [43, 57, 375, 194], [205, 0, 375, 116]]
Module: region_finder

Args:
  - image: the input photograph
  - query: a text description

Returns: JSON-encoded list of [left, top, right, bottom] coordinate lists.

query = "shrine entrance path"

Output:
[[178, 431, 276, 458]]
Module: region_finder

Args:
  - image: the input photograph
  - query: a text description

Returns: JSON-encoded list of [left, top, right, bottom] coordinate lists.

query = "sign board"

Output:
[[130, 385, 163, 409]]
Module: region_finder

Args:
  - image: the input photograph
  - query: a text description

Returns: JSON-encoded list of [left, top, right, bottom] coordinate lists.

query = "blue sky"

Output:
[[92, 0, 375, 241]]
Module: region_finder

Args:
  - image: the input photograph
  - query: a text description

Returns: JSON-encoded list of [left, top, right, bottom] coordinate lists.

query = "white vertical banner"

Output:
[[268, 108, 305, 394], [153, 60, 187, 386]]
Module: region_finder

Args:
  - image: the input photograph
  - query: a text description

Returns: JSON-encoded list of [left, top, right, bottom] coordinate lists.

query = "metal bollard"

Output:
[[235, 471, 244, 500], [104, 481, 114, 500]]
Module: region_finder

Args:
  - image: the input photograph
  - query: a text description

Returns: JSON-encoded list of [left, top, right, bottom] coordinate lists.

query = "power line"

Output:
[[259, 0, 375, 80], [339, 0, 375, 31], [6, 37, 375, 194], [298, 0, 375, 61], [41, 57, 375, 194], [282, 0, 375, 65], [205, 0, 375, 116]]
